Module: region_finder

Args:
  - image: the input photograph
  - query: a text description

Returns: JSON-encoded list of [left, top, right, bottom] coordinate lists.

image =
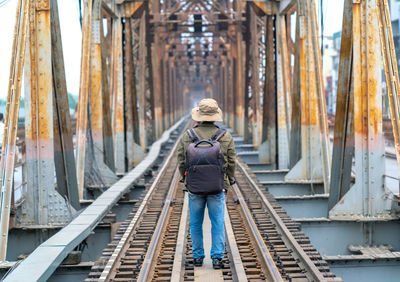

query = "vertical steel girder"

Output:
[[378, 0, 400, 184], [234, 0, 245, 136], [0, 0, 29, 261], [329, 0, 398, 220], [256, 3, 292, 169], [123, 18, 137, 169], [259, 15, 277, 165], [21, 0, 78, 228], [144, 2, 156, 143], [137, 11, 149, 149], [50, 0, 80, 211], [76, 0, 119, 198], [111, 18, 126, 175], [275, 14, 291, 169], [285, 0, 330, 193], [244, 4, 263, 147], [75, 0, 93, 198]]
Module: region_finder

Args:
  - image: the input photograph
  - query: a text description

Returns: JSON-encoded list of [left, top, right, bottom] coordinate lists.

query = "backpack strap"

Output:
[[211, 128, 226, 141], [187, 128, 201, 142]]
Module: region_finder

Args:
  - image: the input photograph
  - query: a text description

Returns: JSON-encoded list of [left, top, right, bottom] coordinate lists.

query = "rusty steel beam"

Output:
[[145, 2, 156, 143], [123, 17, 135, 169], [259, 15, 276, 165], [76, 0, 94, 198], [328, 0, 354, 211], [50, 0, 80, 210], [289, 5, 301, 169], [279, 0, 296, 15], [101, 15, 116, 172], [329, 0, 397, 221], [252, 1, 277, 15], [0, 0, 29, 261], [24, 0, 58, 226], [137, 11, 148, 149], [91, 0, 116, 172], [111, 18, 126, 175], [234, 0, 245, 136], [285, 0, 330, 193], [276, 14, 290, 169], [244, 3, 252, 144], [151, 25, 164, 139], [377, 0, 400, 183], [233, 31, 245, 136]]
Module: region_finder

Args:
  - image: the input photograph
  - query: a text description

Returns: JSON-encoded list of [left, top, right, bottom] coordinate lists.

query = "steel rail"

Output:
[[231, 183, 284, 282], [98, 121, 189, 281], [224, 203, 248, 282], [236, 159, 328, 282], [136, 168, 180, 282], [171, 192, 189, 282]]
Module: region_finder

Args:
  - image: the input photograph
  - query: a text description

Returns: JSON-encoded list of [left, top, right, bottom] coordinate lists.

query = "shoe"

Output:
[[212, 258, 223, 269], [193, 257, 204, 267]]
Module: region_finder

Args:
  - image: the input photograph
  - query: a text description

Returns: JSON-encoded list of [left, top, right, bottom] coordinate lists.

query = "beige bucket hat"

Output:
[[191, 98, 223, 122]]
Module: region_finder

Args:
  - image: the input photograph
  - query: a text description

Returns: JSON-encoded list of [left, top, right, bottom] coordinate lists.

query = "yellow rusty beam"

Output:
[[378, 0, 400, 181], [101, 1, 118, 18], [111, 19, 126, 174], [123, 1, 144, 18], [279, 0, 296, 14], [252, 1, 277, 15], [76, 0, 94, 198], [0, 0, 29, 261]]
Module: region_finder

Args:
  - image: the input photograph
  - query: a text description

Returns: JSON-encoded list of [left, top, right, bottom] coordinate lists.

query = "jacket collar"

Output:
[[194, 122, 218, 128]]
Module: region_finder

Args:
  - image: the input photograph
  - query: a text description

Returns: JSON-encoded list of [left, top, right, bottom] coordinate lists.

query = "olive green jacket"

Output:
[[177, 122, 236, 189]]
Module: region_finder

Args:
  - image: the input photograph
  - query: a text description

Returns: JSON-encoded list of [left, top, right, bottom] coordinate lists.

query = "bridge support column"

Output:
[[285, 0, 330, 193], [16, 0, 78, 230], [275, 14, 291, 169], [259, 15, 277, 165], [329, 0, 399, 220]]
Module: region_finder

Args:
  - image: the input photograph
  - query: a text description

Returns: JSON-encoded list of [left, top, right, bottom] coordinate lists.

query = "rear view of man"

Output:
[[177, 98, 236, 269]]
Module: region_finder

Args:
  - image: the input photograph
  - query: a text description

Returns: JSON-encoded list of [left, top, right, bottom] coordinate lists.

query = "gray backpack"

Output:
[[185, 127, 226, 194]]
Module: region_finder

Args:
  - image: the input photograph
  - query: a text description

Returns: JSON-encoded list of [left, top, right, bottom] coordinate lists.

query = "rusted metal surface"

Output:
[[50, 0, 80, 210], [111, 19, 126, 174], [329, 0, 396, 220], [329, 0, 354, 211], [377, 0, 400, 183], [4, 0, 400, 275], [24, 0, 55, 225], [0, 0, 29, 261], [289, 8, 301, 169], [76, 0, 94, 199], [234, 1, 245, 136], [285, 0, 330, 193], [260, 15, 276, 165], [137, 11, 148, 149], [276, 14, 290, 169], [308, 0, 331, 190], [123, 17, 135, 170]]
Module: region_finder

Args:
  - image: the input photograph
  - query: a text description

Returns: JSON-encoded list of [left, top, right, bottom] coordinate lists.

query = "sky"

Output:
[[0, 0, 82, 98], [0, 0, 344, 100]]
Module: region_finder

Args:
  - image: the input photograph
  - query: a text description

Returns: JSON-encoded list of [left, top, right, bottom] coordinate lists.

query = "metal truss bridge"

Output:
[[0, 0, 400, 281]]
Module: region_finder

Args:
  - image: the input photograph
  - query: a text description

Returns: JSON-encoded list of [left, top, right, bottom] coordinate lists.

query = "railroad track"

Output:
[[233, 158, 342, 282], [85, 125, 341, 281]]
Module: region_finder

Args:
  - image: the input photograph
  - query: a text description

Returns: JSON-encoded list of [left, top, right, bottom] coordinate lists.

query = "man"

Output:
[[177, 98, 236, 269]]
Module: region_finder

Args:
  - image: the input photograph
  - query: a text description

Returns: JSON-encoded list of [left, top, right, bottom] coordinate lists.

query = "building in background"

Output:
[[322, 36, 338, 118]]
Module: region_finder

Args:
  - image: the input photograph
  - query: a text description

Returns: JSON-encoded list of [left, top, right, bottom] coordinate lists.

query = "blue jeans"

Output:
[[188, 191, 225, 259]]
